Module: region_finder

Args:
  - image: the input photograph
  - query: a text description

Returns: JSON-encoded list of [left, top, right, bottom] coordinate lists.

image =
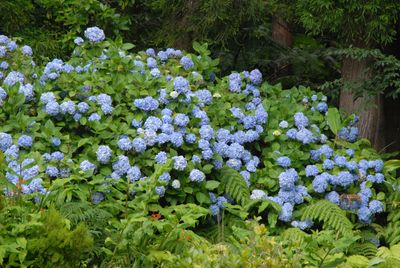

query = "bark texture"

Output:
[[272, 17, 293, 48], [339, 58, 385, 150]]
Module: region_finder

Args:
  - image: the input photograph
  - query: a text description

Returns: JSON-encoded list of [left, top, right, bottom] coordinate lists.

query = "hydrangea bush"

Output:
[[0, 28, 388, 232]]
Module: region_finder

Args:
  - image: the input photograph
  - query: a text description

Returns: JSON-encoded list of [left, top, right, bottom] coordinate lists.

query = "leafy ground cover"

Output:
[[1, 27, 400, 267]]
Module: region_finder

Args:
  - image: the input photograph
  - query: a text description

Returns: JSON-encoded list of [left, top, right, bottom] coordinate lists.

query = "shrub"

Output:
[[0, 27, 393, 266]]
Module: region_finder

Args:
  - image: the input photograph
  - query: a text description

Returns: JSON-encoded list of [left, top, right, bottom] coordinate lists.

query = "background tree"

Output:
[[294, 0, 400, 150]]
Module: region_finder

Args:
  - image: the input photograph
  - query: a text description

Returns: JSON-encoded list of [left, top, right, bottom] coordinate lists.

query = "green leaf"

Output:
[[183, 187, 193, 194], [205, 180, 220, 190], [326, 108, 342, 135], [122, 43, 135, 50], [195, 192, 209, 204]]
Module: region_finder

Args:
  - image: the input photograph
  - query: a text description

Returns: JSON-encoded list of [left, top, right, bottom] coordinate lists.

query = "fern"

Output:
[[301, 200, 353, 235], [383, 192, 400, 246], [280, 227, 308, 246], [218, 166, 250, 206], [349, 242, 378, 259]]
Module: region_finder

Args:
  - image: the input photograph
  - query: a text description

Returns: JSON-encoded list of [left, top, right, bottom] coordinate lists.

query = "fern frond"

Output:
[[218, 166, 250, 206], [301, 200, 353, 235], [349, 242, 378, 259], [280, 227, 308, 245], [384, 192, 400, 246], [345, 255, 369, 267]]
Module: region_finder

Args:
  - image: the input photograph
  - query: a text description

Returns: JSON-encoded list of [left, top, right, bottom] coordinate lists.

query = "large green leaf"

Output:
[[326, 108, 342, 135]]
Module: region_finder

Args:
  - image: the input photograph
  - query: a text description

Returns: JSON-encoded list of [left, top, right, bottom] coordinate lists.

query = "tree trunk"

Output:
[[271, 17, 293, 80], [272, 17, 293, 48], [339, 58, 385, 150]]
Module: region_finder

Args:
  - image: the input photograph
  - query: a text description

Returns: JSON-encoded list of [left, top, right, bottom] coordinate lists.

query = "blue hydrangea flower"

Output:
[[358, 206, 372, 224], [155, 151, 167, 164], [84, 27, 105, 43], [319, 145, 334, 159], [60, 101, 76, 115], [312, 174, 328, 193], [96, 145, 112, 164], [296, 128, 314, 144], [46, 165, 59, 177], [74, 37, 84, 45], [334, 155, 347, 167], [291, 219, 313, 230], [374, 160, 384, 172], [131, 119, 142, 128], [80, 160, 96, 171], [316, 102, 328, 113], [146, 48, 155, 57], [333, 171, 355, 187], [0, 61, 9, 70], [7, 41, 17, 51], [51, 137, 61, 146], [157, 51, 168, 61], [155, 186, 165, 197], [91, 192, 104, 204], [158, 172, 171, 183], [88, 113, 101, 121], [305, 165, 319, 177], [279, 168, 298, 190], [172, 155, 187, 171], [77, 102, 89, 113], [144, 116, 162, 131], [117, 137, 131, 151], [294, 112, 308, 129], [17, 135, 32, 147], [279, 203, 293, 222], [150, 68, 161, 78], [374, 173, 385, 183], [198, 139, 210, 150], [127, 166, 141, 182], [169, 132, 183, 147], [147, 57, 157, 69], [5, 145, 19, 161], [286, 128, 297, 139], [4, 71, 24, 86], [346, 149, 355, 157], [174, 113, 190, 127], [325, 191, 340, 205], [189, 169, 206, 182], [229, 73, 242, 92], [226, 158, 242, 170], [180, 56, 194, 70], [277, 156, 291, 168], [0, 87, 7, 100], [249, 69, 262, 85], [132, 137, 146, 153], [174, 76, 190, 93], [369, 200, 384, 214], [250, 189, 267, 200], [112, 155, 131, 176], [194, 89, 212, 105], [255, 105, 268, 124], [134, 96, 159, 111], [51, 151, 64, 161], [199, 125, 214, 140], [279, 120, 289, 129]]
